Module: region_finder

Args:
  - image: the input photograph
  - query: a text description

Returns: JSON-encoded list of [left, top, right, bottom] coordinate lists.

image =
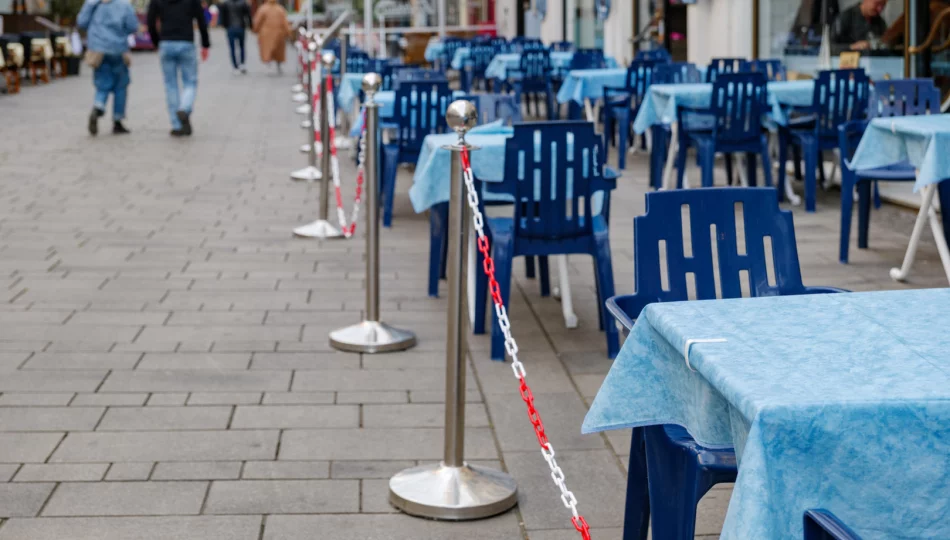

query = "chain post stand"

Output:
[[329, 73, 416, 354], [290, 34, 322, 182], [388, 100, 519, 520]]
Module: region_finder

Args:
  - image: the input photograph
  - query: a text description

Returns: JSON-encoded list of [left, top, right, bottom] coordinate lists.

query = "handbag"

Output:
[[82, 0, 105, 68]]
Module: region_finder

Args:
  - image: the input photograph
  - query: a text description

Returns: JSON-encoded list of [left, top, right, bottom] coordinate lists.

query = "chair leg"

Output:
[[622, 428, 651, 540], [839, 173, 856, 264], [650, 126, 667, 190], [817, 151, 828, 190], [525, 256, 536, 279], [939, 181, 950, 247], [381, 148, 400, 228], [490, 231, 515, 361], [745, 152, 757, 187], [617, 110, 630, 170], [792, 144, 803, 180], [604, 112, 615, 164], [724, 154, 734, 186], [473, 242, 490, 336], [593, 226, 619, 358], [802, 140, 818, 212], [699, 147, 715, 188], [428, 204, 447, 297], [644, 426, 704, 540], [538, 255, 551, 297], [675, 138, 689, 190], [777, 129, 789, 202], [593, 259, 604, 332], [856, 180, 872, 250], [758, 138, 773, 188]]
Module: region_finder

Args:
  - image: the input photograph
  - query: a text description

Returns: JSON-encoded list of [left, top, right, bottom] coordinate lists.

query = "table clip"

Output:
[[683, 338, 727, 372]]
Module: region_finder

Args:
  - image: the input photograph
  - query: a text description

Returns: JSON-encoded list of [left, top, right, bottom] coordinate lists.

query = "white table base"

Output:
[[889, 183, 950, 285]]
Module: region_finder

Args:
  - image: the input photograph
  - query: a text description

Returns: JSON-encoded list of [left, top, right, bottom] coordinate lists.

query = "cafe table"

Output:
[[848, 114, 950, 284], [583, 288, 950, 540]]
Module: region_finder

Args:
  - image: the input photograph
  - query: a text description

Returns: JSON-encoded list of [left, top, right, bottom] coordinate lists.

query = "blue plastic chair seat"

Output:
[[804, 510, 863, 540]]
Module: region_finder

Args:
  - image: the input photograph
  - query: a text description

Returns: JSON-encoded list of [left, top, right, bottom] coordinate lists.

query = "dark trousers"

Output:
[[227, 28, 245, 69]]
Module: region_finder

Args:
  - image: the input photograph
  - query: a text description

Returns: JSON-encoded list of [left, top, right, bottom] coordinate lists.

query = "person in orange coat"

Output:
[[252, 0, 289, 73]]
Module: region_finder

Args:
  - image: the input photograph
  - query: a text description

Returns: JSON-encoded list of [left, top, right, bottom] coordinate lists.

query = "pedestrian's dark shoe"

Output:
[[170, 129, 187, 137], [176, 110, 192, 136], [88, 108, 103, 136], [112, 121, 131, 135]]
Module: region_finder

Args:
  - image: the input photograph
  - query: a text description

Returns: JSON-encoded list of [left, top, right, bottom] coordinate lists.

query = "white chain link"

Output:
[[459, 152, 584, 526]]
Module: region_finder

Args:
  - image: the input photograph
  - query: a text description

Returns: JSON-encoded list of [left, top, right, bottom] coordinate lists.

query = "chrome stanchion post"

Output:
[[329, 74, 416, 353], [293, 51, 343, 239], [291, 28, 305, 93], [388, 100, 518, 520], [291, 35, 321, 182]]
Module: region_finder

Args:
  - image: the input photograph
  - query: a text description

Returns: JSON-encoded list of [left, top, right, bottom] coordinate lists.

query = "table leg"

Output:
[[661, 122, 679, 190], [889, 183, 950, 284], [583, 98, 595, 123], [555, 255, 578, 329]]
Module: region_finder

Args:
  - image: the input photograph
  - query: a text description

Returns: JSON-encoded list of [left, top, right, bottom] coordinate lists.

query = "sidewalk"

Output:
[[0, 33, 945, 539]]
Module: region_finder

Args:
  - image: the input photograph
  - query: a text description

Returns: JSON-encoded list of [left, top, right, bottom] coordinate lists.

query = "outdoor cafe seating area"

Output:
[[331, 31, 950, 540], [0, 30, 78, 94]]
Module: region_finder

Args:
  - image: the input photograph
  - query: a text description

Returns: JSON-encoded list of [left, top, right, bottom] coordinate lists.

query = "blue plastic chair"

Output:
[[837, 79, 941, 262], [509, 49, 556, 120], [462, 43, 495, 92], [550, 40, 574, 52], [381, 81, 453, 228], [674, 72, 773, 189], [605, 188, 847, 540], [778, 69, 870, 212], [647, 63, 704, 189], [804, 510, 863, 540], [602, 60, 658, 169], [750, 58, 787, 81], [706, 57, 751, 83], [438, 38, 467, 73], [382, 64, 423, 91], [635, 48, 672, 63], [344, 50, 371, 74], [651, 62, 702, 85], [490, 36, 510, 54], [427, 94, 523, 298], [475, 121, 619, 360]]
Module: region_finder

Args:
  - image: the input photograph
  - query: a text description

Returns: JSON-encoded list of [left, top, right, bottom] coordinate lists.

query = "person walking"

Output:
[[147, 0, 211, 136], [252, 0, 289, 74], [76, 0, 138, 135], [218, 0, 251, 74]]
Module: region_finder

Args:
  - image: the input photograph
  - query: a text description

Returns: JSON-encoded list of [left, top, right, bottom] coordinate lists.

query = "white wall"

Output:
[[495, 0, 518, 38], [686, 0, 754, 65], [540, 0, 565, 43], [603, 0, 633, 64]]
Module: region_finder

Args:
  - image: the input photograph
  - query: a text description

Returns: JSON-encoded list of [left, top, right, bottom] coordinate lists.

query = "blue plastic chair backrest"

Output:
[[750, 59, 787, 81], [709, 72, 769, 142], [706, 57, 751, 82], [569, 48, 607, 70], [812, 69, 870, 137], [519, 39, 546, 53], [459, 94, 523, 125], [383, 64, 421, 90], [803, 510, 863, 540], [652, 62, 703, 84], [393, 81, 452, 154], [550, 41, 574, 52], [490, 37, 510, 53], [635, 48, 672, 63], [518, 49, 552, 80], [632, 187, 806, 303], [500, 121, 607, 240], [441, 38, 466, 67], [469, 44, 495, 73], [345, 51, 371, 73], [394, 69, 446, 89], [623, 60, 660, 106], [369, 58, 390, 75], [868, 78, 941, 118]]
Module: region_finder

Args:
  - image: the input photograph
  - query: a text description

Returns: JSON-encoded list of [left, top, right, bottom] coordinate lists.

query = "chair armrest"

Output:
[[803, 510, 863, 540], [605, 294, 657, 333], [799, 286, 850, 295], [838, 120, 869, 164], [603, 166, 621, 182]]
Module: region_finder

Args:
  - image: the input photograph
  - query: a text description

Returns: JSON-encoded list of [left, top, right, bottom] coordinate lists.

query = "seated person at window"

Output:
[[833, 0, 889, 50], [881, 0, 950, 46]]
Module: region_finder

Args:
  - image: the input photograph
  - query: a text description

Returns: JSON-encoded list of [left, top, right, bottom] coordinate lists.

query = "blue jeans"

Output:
[[227, 28, 245, 69], [93, 55, 130, 120], [159, 41, 198, 129]]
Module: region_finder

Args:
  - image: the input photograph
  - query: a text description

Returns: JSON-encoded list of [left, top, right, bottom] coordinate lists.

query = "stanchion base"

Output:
[[290, 166, 322, 182], [334, 135, 353, 150], [389, 463, 518, 520], [291, 83, 304, 93], [329, 321, 416, 353], [301, 120, 312, 129], [292, 92, 308, 103], [295, 104, 311, 115], [300, 143, 311, 153], [293, 219, 343, 239]]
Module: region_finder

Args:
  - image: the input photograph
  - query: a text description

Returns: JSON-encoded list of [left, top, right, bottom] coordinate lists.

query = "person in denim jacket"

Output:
[[77, 0, 139, 135]]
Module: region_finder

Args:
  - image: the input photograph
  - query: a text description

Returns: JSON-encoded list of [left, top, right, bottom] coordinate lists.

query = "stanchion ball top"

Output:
[[446, 100, 478, 137], [362, 73, 382, 94], [321, 51, 336, 67]]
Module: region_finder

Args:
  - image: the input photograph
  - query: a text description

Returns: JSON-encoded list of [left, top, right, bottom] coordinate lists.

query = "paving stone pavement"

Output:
[[0, 33, 947, 539]]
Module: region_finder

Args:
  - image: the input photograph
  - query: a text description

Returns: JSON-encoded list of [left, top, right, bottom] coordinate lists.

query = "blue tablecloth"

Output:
[[424, 41, 444, 62], [632, 80, 816, 134], [583, 289, 950, 540], [555, 68, 628, 105], [409, 122, 606, 213], [486, 53, 619, 82], [849, 114, 950, 191]]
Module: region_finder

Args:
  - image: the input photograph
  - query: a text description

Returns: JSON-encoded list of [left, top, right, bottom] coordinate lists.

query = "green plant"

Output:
[[51, 0, 86, 26]]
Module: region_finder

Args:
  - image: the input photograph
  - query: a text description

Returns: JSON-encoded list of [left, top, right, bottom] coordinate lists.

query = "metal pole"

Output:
[[329, 74, 416, 353], [388, 100, 518, 521], [290, 36, 322, 182], [341, 33, 348, 79], [292, 50, 343, 238], [364, 0, 372, 53], [438, 0, 446, 38]]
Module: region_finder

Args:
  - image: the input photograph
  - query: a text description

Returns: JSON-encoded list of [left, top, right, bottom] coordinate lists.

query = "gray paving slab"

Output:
[[152, 462, 242, 481], [51, 430, 278, 462], [279, 428, 500, 461], [0, 483, 56, 517], [205, 479, 359, 514], [231, 405, 358, 429], [241, 460, 330, 480], [0, 407, 104, 432], [263, 514, 525, 540], [0, 516, 262, 540], [13, 463, 109, 482]]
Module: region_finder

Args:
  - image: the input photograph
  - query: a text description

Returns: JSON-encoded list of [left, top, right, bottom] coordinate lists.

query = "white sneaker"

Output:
[[240, 65, 247, 74], [233, 68, 240, 75]]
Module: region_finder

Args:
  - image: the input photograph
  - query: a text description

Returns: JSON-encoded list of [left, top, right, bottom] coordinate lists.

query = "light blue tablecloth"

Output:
[[849, 114, 950, 191], [583, 289, 950, 540], [555, 68, 628, 105], [409, 122, 607, 213], [337, 72, 367, 113], [486, 53, 619, 82], [424, 41, 444, 62], [632, 80, 816, 134], [450, 46, 471, 70]]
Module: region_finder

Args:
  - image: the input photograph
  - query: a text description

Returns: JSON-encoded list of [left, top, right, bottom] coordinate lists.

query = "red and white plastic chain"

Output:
[[311, 58, 322, 157], [459, 147, 592, 540], [323, 73, 365, 238]]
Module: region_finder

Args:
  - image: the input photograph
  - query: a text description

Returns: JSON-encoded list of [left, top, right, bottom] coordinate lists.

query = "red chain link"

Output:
[[460, 147, 592, 540]]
